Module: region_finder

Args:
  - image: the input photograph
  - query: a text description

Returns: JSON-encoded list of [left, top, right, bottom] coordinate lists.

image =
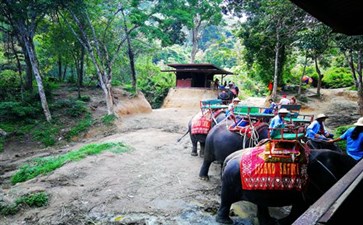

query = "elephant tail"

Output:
[[177, 129, 189, 142]]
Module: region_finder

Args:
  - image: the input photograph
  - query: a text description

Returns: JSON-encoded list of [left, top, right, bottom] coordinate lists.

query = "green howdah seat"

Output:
[[234, 105, 274, 117], [271, 133, 305, 140], [200, 99, 228, 110]]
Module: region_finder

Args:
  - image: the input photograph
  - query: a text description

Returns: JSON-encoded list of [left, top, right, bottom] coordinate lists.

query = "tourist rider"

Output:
[[306, 114, 339, 150], [278, 94, 290, 108], [263, 98, 277, 114], [269, 108, 290, 137], [329, 117, 363, 161], [226, 97, 241, 118]]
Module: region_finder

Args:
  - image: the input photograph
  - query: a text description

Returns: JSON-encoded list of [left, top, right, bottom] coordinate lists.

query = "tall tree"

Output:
[[225, 0, 306, 99], [1, 0, 54, 122], [335, 34, 363, 115], [296, 22, 331, 96]]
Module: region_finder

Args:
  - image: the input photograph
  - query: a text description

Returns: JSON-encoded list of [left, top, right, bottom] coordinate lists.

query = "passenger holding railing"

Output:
[[306, 114, 340, 151], [269, 108, 290, 138], [263, 99, 277, 114], [225, 97, 241, 119]]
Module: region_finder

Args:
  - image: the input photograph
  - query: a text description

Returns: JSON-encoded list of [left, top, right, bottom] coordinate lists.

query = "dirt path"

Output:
[[0, 88, 359, 225]]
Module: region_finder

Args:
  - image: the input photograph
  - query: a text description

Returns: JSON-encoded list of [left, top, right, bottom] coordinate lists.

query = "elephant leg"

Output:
[[257, 205, 277, 225], [199, 160, 212, 180], [191, 139, 198, 156], [216, 177, 236, 224], [199, 142, 205, 157]]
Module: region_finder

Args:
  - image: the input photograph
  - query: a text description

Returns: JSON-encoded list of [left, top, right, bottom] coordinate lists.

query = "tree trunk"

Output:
[[18, 40, 33, 91], [344, 50, 358, 88], [126, 33, 137, 90], [314, 56, 322, 97], [298, 52, 308, 96], [272, 28, 281, 100], [58, 56, 62, 81], [62, 64, 67, 81], [22, 34, 52, 122], [10, 36, 24, 100], [79, 46, 85, 87], [357, 49, 363, 116], [191, 14, 202, 63]]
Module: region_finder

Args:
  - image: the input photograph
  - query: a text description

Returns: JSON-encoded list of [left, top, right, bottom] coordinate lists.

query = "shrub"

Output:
[[0, 102, 39, 121], [102, 114, 117, 126], [15, 192, 48, 207], [323, 67, 354, 88]]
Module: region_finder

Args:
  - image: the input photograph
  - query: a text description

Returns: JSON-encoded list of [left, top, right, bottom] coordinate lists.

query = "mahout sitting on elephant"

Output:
[[199, 118, 269, 180], [216, 148, 357, 225], [188, 110, 226, 157]]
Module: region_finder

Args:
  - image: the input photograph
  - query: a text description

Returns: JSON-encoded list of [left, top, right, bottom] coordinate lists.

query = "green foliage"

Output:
[[0, 202, 18, 216], [0, 136, 4, 153], [15, 192, 48, 207], [80, 95, 91, 102], [102, 114, 117, 126], [0, 69, 20, 99], [0, 192, 48, 216], [51, 99, 88, 118], [137, 57, 175, 108], [31, 122, 59, 147], [0, 102, 40, 121], [65, 114, 93, 140], [11, 142, 129, 184], [323, 67, 353, 88]]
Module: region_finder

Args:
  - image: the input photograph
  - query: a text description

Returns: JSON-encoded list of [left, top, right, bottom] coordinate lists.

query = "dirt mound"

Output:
[[113, 88, 152, 116]]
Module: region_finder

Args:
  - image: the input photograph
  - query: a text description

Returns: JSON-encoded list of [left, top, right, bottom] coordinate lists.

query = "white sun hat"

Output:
[[278, 108, 290, 114], [353, 117, 363, 126], [316, 114, 329, 120]]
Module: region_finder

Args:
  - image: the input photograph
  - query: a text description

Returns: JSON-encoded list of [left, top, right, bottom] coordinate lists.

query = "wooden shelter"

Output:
[[162, 63, 233, 88]]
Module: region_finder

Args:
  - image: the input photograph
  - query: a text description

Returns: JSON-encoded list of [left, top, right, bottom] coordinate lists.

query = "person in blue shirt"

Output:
[[305, 114, 339, 150], [329, 117, 363, 161], [306, 114, 334, 140], [263, 99, 277, 114], [269, 108, 289, 137]]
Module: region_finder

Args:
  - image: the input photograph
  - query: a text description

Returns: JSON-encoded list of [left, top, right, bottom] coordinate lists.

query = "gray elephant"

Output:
[[199, 119, 269, 180], [188, 111, 226, 157], [216, 148, 358, 225]]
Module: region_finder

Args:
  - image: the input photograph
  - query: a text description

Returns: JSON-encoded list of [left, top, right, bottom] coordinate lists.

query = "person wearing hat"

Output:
[[329, 117, 363, 161], [269, 108, 290, 137], [306, 114, 334, 141], [226, 97, 241, 118]]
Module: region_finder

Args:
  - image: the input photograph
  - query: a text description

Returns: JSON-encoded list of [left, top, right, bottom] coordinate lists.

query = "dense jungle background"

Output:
[[1, 0, 363, 224]]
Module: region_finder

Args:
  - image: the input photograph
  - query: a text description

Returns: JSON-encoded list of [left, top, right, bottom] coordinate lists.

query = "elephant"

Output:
[[199, 119, 269, 180], [188, 110, 226, 157], [216, 148, 358, 225]]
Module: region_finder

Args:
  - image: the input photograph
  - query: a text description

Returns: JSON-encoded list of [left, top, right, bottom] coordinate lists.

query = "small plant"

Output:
[[66, 114, 93, 140], [80, 95, 91, 102], [0, 202, 18, 215], [15, 192, 49, 207], [102, 114, 117, 126], [32, 123, 59, 147], [0, 192, 48, 216]]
